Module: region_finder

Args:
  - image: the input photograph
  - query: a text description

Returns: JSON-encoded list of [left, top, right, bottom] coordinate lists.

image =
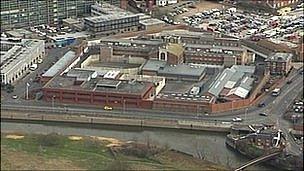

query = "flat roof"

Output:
[[85, 13, 139, 23], [6, 29, 32, 37], [158, 64, 206, 77], [140, 18, 165, 26], [142, 59, 167, 72], [42, 51, 76, 77], [45, 76, 153, 95]]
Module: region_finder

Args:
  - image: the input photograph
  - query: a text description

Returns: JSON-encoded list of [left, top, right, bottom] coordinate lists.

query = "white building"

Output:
[[156, 0, 178, 7], [0, 38, 45, 85]]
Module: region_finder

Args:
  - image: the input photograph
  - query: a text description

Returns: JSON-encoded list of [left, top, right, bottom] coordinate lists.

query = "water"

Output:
[[1, 121, 274, 170]]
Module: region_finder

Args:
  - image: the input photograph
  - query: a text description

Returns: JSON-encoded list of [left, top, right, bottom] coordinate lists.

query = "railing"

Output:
[[234, 150, 282, 171]]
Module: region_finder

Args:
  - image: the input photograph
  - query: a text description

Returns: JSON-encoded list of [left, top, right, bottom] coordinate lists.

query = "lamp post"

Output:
[[25, 82, 30, 100], [245, 107, 248, 123], [123, 99, 126, 115]]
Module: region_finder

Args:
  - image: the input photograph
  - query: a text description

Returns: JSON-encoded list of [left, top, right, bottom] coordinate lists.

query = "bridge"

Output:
[[234, 150, 282, 171]]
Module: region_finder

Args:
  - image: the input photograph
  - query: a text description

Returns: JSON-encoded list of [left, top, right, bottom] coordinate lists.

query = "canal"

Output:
[[1, 121, 274, 170]]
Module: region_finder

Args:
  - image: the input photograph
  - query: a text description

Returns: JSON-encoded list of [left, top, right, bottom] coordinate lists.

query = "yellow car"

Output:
[[104, 106, 113, 110]]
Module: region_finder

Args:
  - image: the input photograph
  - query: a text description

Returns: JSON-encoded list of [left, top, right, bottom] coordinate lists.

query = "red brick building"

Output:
[[42, 76, 155, 109], [265, 53, 293, 75]]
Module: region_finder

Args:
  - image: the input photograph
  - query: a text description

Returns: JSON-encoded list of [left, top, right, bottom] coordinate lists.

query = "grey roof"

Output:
[[142, 59, 166, 72], [231, 65, 256, 74], [158, 64, 206, 77], [208, 69, 235, 97], [67, 68, 96, 77], [208, 65, 256, 97], [140, 18, 165, 26], [85, 13, 139, 23], [42, 51, 76, 77], [241, 40, 273, 56], [239, 76, 254, 90]]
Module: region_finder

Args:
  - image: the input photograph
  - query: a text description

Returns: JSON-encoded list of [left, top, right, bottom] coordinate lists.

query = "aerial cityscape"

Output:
[[0, 0, 303, 170]]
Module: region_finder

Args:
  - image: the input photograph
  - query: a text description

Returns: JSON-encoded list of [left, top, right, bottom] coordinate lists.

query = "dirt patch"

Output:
[[5, 135, 24, 140], [90, 136, 124, 147], [68, 136, 83, 141], [1, 146, 84, 170]]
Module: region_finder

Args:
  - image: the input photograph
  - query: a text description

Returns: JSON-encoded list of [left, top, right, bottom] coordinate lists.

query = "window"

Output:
[[160, 52, 166, 60]]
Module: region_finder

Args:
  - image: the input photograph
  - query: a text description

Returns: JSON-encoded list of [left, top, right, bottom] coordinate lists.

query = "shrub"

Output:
[[37, 133, 62, 147]]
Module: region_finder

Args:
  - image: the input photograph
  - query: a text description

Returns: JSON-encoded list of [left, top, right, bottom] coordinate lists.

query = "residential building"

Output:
[[0, 0, 94, 31], [265, 53, 293, 75], [0, 38, 45, 85]]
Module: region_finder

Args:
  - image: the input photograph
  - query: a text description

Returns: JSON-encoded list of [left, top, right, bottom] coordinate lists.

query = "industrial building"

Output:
[[207, 65, 256, 100], [0, 0, 95, 30], [0, 38, 45, 85]]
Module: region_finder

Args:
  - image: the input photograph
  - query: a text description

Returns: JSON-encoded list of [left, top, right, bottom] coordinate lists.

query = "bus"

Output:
[[272, 88, 280, 96]]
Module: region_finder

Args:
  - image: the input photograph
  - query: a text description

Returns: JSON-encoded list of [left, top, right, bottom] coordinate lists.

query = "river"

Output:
[[1, 121, 274, 170]]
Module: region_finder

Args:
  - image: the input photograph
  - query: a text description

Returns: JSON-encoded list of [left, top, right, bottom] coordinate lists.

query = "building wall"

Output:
[[84, 15, 140, 36], [0, 0, 94, 30], [266, 60, 291, 75], [167, 52, 183, 65], [42, 86, 154, 109], [153, 99, 211, 113]]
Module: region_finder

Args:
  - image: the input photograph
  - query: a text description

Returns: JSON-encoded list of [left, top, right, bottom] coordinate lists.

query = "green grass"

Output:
[[1, 133, 227, 170]]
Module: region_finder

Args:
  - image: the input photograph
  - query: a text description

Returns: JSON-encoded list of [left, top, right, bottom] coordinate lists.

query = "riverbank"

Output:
[[1, 132, 227, 170]]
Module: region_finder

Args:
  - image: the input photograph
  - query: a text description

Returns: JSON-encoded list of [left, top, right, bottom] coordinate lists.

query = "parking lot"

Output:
[[179, 3, 303, 42]]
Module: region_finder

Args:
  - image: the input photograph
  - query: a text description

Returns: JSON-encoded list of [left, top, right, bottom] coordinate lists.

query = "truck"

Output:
[[272, 88, 280, 96]]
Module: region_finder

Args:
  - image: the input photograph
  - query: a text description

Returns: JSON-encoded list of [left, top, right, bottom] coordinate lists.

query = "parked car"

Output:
[[259, 112, 268, 116], [104, 106, 113, 110], [232, 117, 243, 122], [11, 95, 18, 99], [287, 80, 292, 84], [258, 102, 266, 107]]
